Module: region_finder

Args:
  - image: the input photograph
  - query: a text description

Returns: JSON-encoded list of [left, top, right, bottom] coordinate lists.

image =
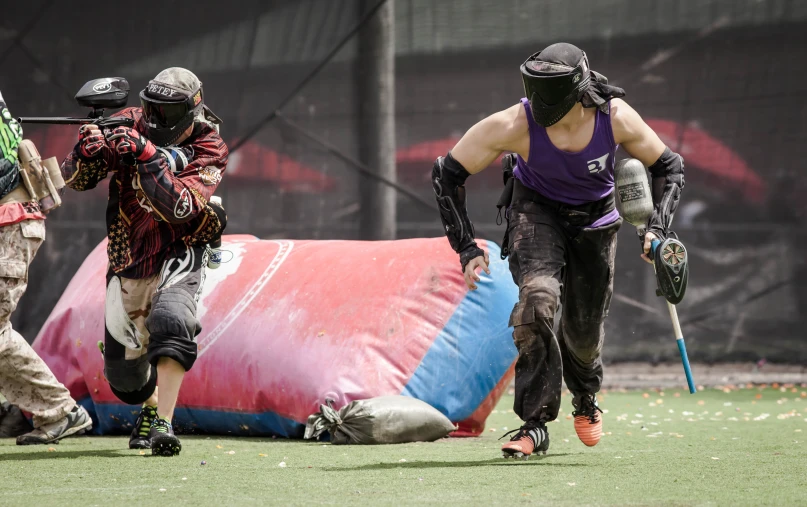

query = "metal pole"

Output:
[[356, 0, 396, 240]]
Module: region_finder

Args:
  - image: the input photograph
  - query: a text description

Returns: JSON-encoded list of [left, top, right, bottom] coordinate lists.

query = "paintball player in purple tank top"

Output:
[[431, 43, 685, 459]]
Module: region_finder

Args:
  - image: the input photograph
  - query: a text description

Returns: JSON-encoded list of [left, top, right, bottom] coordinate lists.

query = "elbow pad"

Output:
[[432, 152, 484, 270], [647, 147, 684, 238]]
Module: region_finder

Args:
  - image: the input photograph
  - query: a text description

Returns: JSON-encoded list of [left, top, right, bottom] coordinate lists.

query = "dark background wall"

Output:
[[3, 0, 805, 363]]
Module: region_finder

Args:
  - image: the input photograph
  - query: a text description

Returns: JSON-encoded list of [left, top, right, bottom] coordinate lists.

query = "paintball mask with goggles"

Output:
[[139, 73, 204, 147], [520, 44, 592, 127]]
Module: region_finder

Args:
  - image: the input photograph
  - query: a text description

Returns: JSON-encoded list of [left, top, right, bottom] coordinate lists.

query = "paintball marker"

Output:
[[614, 158, 696, 394], [17, 77, 134, 132]]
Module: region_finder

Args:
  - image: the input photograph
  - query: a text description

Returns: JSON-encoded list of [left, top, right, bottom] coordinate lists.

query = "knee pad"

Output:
[[146, 290, 200, 342], [104, 357, 157, 405], [146, 291, 200, 371]]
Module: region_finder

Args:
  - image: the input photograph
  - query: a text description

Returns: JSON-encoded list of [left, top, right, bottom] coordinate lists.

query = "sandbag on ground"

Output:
[[33, 235, 518, 437], [304, 395, 456, 445]]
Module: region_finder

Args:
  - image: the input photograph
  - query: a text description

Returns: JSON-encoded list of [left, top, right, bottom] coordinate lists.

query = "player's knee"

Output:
[[520, 276, 561, 318], [145, 291, 200, 371], [573, 342, 603, 365], [104, 357, 157, 405], [145, 291, 200, 342], [510, 276, 560, 349]]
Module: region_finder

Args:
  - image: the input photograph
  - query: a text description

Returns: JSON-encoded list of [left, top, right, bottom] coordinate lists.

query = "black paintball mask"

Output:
[[139, 78, 203, 146], [520, 43, 626, 127]]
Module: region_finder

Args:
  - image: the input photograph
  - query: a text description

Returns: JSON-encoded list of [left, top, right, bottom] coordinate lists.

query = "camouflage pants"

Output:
[[0, 219, 76, 427]]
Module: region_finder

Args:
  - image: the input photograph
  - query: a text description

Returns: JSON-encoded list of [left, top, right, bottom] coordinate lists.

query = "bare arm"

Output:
[[450, 103, 529, 174], [610, 98, 666, 165], [612, 98, 685, 262]]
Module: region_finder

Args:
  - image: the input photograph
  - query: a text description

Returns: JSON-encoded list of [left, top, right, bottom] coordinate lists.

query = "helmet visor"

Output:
[[139, 92, 191, 129]]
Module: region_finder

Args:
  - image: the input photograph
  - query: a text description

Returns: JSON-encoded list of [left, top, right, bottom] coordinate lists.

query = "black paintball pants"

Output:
[[506, 194, 621, 424]]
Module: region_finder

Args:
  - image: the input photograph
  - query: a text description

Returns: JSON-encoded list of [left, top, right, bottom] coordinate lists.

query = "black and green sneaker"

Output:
[[129, 404, 158, 449], [150, 416, 181, 457]]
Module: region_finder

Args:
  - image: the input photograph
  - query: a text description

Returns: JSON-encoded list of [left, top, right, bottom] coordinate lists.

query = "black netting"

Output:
[[4, 0, 806, 363]]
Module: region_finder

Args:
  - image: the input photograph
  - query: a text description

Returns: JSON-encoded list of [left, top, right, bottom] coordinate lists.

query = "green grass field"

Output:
[[1, 385, 805, 506]]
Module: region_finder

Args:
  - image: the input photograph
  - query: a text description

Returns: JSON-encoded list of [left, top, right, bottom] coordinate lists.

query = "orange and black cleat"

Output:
[[500, 422, 549, 460], [572, 393, 603, 447]]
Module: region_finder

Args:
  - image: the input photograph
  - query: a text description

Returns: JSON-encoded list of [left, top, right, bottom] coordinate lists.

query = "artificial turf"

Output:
[[0, 385, 805, 506]]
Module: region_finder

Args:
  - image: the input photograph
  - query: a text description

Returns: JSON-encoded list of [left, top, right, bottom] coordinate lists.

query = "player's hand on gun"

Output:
[[77, 124, 110, 160], [107, 126, 157, 165], [641, 231, 658, 265], [463, 251, 490, 291]]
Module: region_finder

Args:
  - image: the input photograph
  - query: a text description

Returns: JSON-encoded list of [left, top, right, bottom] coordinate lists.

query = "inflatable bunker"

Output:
[[33, 236, 518, 437]]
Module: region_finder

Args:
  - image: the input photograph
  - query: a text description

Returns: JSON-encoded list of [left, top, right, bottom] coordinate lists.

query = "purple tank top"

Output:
[[513, 97, 620, 227]]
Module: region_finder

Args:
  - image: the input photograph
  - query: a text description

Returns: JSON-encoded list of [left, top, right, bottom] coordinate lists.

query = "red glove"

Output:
[[77, 124, 110, 160], [107, 126, 157, 165]]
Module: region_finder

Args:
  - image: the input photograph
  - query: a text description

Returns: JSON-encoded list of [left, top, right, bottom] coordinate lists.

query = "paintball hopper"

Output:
[[17, 77, 135, 129], [75, 78, 130, 110]]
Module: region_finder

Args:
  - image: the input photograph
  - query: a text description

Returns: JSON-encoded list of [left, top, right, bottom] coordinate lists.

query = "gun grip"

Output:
[[650, 238, 661, 256]]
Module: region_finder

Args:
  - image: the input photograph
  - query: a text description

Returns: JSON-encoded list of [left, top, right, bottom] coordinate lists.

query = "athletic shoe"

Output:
[[572, 393, 603, 447], [150, 416, 181, 457], [16, 405, 92, 445], [129, 404, 158, 449], [500, 422, 549, 460]]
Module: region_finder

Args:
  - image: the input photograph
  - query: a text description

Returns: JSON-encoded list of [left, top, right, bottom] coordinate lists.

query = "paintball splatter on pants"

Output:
[[506, 199, 622, 424], [0, 219, 76, 427]]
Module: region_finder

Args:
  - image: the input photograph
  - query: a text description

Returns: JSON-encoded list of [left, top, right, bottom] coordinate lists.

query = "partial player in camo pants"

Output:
[[0, 91, 92, 445]]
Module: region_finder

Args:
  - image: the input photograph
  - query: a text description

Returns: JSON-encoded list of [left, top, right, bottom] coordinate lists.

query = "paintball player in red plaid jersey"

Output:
[[61, 68, 228, 456]]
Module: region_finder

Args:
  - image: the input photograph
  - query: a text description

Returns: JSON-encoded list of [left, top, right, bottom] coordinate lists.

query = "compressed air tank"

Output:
[[614, 158, 654, 228]]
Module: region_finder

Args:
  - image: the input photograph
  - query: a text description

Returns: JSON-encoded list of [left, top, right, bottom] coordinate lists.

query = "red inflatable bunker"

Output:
[[33, 236, 518, 437]]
